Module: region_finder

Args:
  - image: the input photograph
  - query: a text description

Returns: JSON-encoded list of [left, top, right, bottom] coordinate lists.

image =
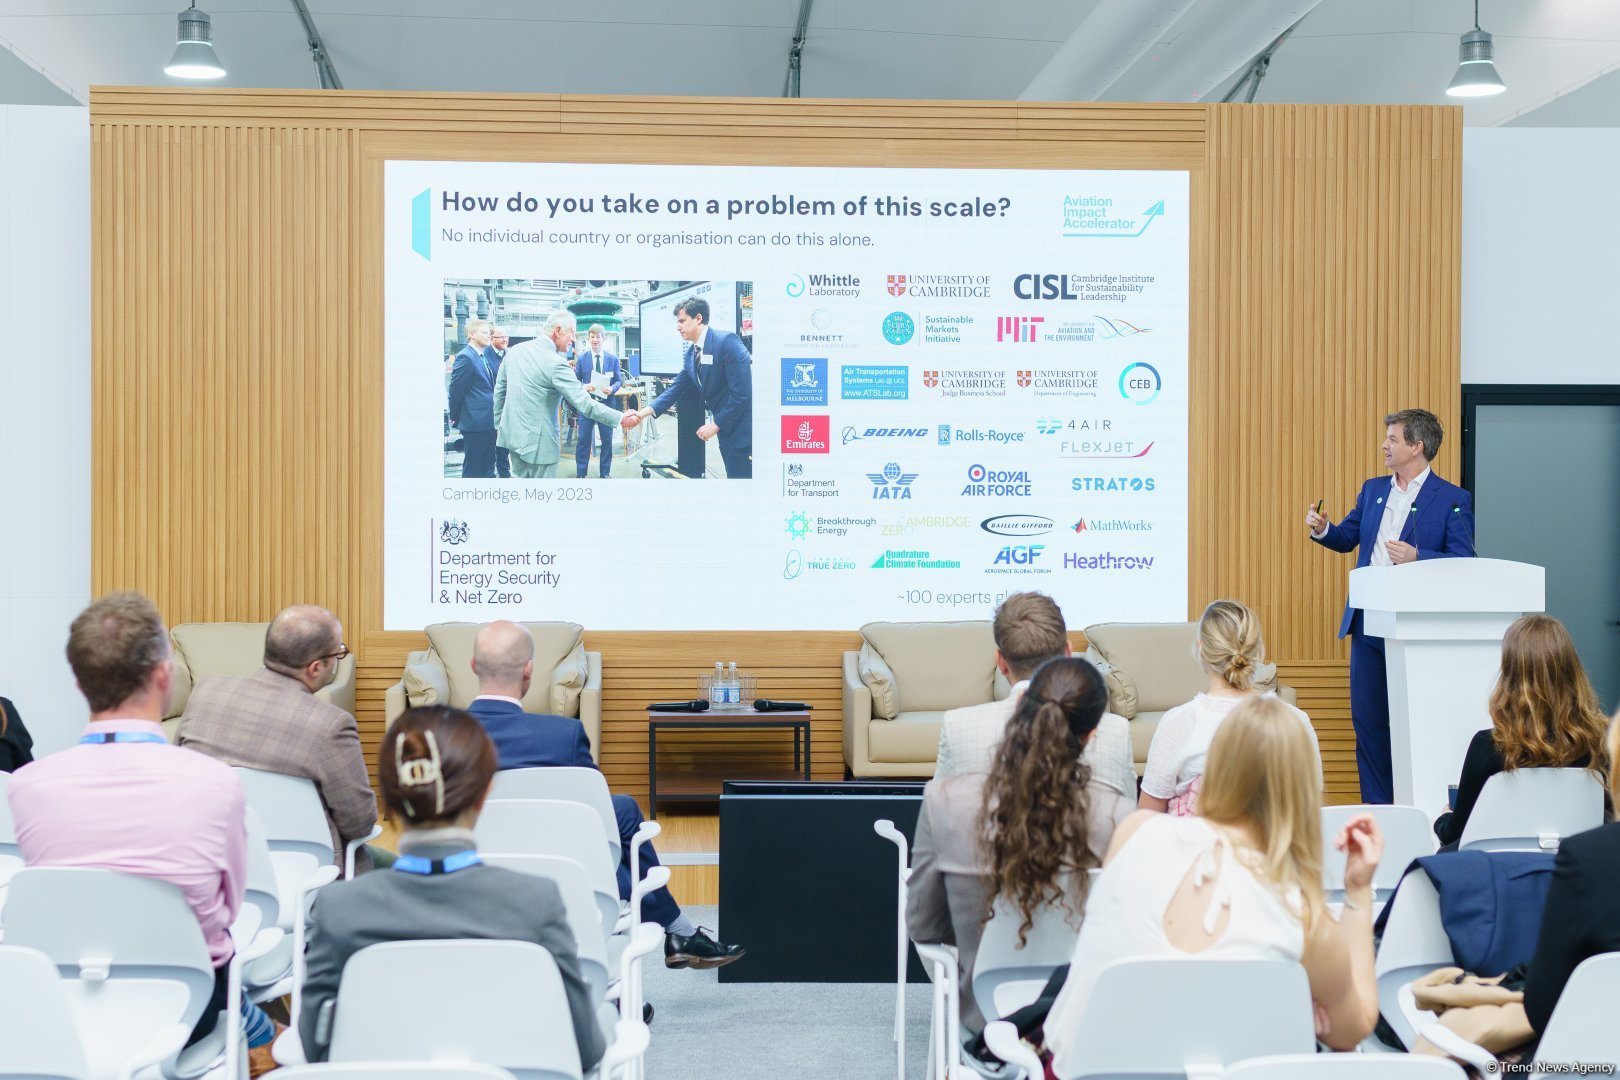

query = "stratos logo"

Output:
[[981, 515, 1055, 537]]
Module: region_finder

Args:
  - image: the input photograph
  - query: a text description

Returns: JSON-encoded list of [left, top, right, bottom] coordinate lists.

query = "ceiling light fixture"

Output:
[[1446, 0, 1505, 98], [164, 2, 226, 80]]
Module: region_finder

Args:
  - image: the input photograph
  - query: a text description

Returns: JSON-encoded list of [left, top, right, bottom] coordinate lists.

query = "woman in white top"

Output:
[[1140, 599, 1320, 815], [1044, 697, 1382, 1077]]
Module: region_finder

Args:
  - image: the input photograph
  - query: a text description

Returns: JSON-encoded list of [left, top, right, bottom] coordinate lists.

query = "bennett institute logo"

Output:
[[438, 519, 469, 545]]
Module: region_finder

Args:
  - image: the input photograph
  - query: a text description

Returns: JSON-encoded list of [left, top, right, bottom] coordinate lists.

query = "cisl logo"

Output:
[[780, 415, 830, 454]]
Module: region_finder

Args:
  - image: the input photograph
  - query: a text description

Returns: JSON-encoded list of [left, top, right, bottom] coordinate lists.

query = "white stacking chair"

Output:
[[488, 768, 662, 889], [983, 958, 1315, 1080], [232, 766, 380, 880], [0, 943, 95, 1080], [971, 871, 1094, 1024], [1374, 866, 1451, 1050], [1456, 768, 1604, 852], [1218, 1054, 1466, 1079], [1322, 805, 1437, 914], [3, 867, 234, 1080], [481, 853, 613, 1004], [874, 819, 915, 1080], [276, 1067, 518, 1080], [327, 940, 650, 1080], [1416, 952, 1620, 1078], [0, 772, 22, 929]]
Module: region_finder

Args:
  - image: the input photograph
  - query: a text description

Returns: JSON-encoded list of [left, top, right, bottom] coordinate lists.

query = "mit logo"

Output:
[[997, 316, 1044, 343]]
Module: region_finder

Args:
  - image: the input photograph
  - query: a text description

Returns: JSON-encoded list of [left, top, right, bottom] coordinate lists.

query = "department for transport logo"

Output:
[[1119, 362, 1162, 405], [868, 462, 919, 500], [781, 415, 831, 454], [882, 312, 915, 345], [781, 357, 828, 407], [438, 519, 469, 545]]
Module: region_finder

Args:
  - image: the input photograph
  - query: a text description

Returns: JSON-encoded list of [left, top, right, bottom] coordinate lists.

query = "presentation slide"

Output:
[[385, 161, 1189, 631]]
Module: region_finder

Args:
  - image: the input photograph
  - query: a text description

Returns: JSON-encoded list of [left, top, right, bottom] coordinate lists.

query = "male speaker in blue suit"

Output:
[[573, 323, 623, 479], [1307, 408, 1476, 804], [448, 319, 497, 478], [465, 621, 745, 970], [633, 296, 753, 478]]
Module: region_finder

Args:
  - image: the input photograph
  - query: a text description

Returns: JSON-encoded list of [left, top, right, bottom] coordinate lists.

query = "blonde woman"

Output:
[[1045, 697, 1382, 1076], [1435, 614, 1610, 848], [1140, 599, 1320, 815]]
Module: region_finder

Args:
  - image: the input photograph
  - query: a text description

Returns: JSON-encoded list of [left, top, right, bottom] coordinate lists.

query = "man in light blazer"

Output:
[[487, 325, 511, 478], [1307, 407, 1476, 804], [933, 591, 1137, 799], [448, 319, 498, 478], [179, 604, 381, 872], [495, 310, 638, 479], [632, 296, 753, 479]]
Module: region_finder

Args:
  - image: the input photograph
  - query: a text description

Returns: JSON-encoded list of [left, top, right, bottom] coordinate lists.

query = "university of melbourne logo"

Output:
[[781, 358, 828, 406], [438, 519, 469, 545]]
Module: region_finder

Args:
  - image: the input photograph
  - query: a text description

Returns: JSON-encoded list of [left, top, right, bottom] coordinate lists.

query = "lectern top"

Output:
[[1349, 558, 1544, 614]]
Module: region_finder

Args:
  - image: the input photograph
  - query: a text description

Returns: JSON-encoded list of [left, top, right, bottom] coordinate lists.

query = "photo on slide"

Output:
[[441, 277, 755, 480]]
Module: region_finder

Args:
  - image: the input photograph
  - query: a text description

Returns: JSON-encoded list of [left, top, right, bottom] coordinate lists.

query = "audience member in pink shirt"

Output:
[[5, 591, 271, 1059]]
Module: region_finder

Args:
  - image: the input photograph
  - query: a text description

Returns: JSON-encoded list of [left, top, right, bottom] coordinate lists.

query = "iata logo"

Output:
[[886, 274, 908, 297], [780, 415, 830, 454], [867, 462, 919, 500]]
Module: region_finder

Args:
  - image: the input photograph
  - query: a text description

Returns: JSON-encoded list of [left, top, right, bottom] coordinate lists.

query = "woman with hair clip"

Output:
[[1140, 599, 1320, 816], [1434, 613, 1610, 849], [906, 657, 1134, 1042], [298, 706, 605, 1070], [1044, 697, 1384, 1077]]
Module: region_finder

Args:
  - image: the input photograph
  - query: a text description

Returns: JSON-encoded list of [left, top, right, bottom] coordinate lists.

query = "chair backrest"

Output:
[[3, 867, 217, 1078], [476, 801, 620, 939], [277, 1067, 518, 1080], [1374, 866, 1451, 1050], [0, 770, 16, 843], [1068, 959, 1315, 1076], [0, 772, 21, 901], [480, 853, 611, 1002], [971, 870, 1094, 1022], [240, 807, 283, 935], [1322, 805, 1436, 903], [0, 944, 91, 1079], [1533, 952, 1620, 1073], [1457, 768, 1605, 852], [329, 940, 584, 1080], [234, 766, 337, 863], [488, 768, 620, 861], [1218, 1053, 1466, 1078]]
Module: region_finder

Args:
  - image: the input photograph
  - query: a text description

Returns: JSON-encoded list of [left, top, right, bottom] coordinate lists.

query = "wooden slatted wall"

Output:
[[90, 91, 1463, 806]]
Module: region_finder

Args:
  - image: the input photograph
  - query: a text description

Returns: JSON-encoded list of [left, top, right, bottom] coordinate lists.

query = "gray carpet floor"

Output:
[[642, 906, 939, 1080]]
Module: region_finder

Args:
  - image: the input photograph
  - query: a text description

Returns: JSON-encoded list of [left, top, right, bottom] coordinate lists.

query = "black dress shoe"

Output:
[[665, 927, 746, 970], [643, 1002, 654, 1025]]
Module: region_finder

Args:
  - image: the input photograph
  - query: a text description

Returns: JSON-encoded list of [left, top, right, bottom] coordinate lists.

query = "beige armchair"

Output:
[[383, 621, 603, 761], [842, 620, 1011, 778], [161, 621, 357, 741], [1081, 622, 1297, 775]]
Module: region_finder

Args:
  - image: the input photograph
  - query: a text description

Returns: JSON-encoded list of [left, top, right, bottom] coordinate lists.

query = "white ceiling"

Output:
[[0, 0, 1615, 125]]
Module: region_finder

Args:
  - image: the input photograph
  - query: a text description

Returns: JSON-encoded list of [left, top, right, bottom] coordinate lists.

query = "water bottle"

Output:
[[726, 662, 741, 705], [711, 662, 725, 707]]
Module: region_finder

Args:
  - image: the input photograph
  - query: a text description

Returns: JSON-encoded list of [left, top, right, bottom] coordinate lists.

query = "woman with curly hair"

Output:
[[905, 656, 1133, 1038], [1435, 613, 1610, 848]]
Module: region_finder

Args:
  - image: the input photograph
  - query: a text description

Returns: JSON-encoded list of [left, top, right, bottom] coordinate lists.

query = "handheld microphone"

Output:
[[754, 699, 811, 712], [648, 699, 711, 713]]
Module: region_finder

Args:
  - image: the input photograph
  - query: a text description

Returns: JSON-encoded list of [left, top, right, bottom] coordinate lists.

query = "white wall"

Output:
[[1463, 129, 1620, 385], [0, 105, 90, 756]]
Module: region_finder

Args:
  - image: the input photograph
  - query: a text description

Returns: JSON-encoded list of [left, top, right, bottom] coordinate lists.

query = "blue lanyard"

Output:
[[393, 850, 482, 876], [79, 732, 167, 745]]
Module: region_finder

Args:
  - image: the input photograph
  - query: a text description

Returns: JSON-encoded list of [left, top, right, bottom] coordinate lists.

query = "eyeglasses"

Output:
[[320, 644, 351, 662]]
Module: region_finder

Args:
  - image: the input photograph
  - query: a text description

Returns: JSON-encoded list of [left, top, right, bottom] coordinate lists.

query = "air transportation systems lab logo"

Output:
[[781, 358, 828, 407], [868, 462, 919, 500]]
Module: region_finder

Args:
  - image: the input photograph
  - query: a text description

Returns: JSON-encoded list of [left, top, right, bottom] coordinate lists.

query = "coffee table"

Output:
[[646, 707, 811, 818]]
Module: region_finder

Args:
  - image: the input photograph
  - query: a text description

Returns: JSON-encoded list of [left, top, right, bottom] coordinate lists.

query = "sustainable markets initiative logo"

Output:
[[882, 312, 916, 345]]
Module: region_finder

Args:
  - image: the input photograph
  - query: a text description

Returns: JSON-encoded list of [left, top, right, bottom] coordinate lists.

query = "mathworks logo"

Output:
[[781, 415, 831, 454], [1119, 362, 1162, 405], [1072, 517, 1154, 533]]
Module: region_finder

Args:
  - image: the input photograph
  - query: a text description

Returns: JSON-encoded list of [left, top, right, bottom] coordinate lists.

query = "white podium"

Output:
[[1349, 558, 1545, 818]]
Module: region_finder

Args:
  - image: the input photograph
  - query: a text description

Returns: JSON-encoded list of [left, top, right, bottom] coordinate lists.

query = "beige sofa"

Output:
[[383, 621, 603, 760], [1082, 621, 1297, 775], [161, 621, 357, 740], [842, 620, 1011, 778]]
